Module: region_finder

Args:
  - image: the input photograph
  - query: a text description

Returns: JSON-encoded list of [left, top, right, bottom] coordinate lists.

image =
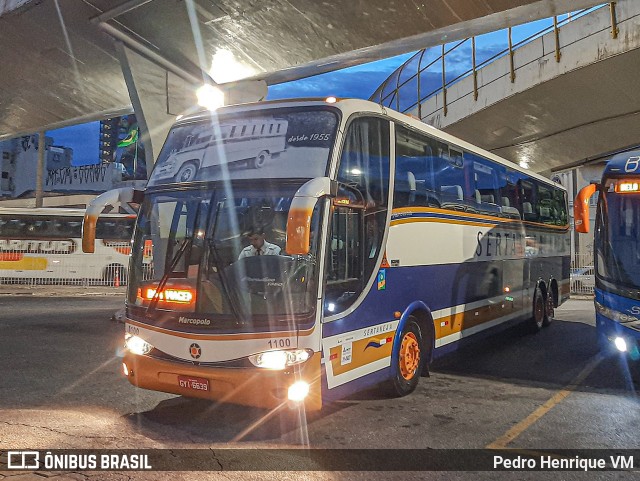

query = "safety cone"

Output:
[[114, 267, 120, 288]]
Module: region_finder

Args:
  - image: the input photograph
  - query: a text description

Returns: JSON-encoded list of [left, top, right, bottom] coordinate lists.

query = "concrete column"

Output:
[[115, 42, 208, 177]]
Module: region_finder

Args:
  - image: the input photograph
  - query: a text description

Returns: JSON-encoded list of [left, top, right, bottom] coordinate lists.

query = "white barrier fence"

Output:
[[570, 253, 594, 296]]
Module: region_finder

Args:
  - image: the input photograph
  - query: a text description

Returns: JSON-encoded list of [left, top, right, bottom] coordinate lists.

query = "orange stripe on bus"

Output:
[[0, 253, 24, 261]]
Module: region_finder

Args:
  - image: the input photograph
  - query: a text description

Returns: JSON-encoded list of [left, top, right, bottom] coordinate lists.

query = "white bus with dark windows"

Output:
[[0, 207, 134, 285], [83, 98, 570, 410]]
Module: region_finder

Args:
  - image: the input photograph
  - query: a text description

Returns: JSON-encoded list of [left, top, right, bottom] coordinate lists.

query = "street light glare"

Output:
[[209, 48, 255, 83], [196, 84, 225, 111]]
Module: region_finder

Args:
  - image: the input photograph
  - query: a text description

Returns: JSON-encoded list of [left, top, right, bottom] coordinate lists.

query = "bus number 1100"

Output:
[[268, 338, 291, 349]]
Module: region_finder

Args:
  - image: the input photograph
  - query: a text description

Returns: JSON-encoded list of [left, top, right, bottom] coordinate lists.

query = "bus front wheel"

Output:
[[388, 316, 425, 396], [250, 150, 270, 169], [175, 161, 198, 182]]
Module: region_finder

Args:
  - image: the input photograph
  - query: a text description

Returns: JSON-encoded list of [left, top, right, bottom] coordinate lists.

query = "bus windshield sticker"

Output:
[[149, 109, 338, 186]]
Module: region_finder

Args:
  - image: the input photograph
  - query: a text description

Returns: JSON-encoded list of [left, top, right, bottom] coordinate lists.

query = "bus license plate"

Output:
[[178, 375, 210, 392]]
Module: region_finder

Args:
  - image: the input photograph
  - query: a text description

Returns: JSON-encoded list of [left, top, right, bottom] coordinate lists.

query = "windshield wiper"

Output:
[[146, 235, 192, 315], [146, 199, 205, 314], [207, 201, 243, 323]]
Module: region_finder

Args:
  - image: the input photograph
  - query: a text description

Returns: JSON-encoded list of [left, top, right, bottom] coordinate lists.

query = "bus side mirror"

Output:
[[286, 177, 336, 255], [83, 187, 144, 253], [574, 183, 598, 234]]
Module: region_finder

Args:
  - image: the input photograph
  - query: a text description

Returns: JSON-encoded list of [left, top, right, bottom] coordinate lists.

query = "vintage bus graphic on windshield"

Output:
[[151, 117, 288, 182]]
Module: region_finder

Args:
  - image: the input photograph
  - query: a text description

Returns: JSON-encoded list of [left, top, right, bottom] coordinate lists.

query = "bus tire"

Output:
[[543, 289, 554, 327], [388, 316, 425, 396], [529, 288, 545, 332], [250, 150, 270, 169], [175, 161, 198, 182]]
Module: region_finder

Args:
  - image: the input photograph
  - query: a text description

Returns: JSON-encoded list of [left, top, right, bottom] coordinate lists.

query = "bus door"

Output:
[[321, 116, 392, 390]]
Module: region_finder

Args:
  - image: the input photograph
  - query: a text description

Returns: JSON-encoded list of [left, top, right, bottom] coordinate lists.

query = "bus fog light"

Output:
[[614, 337, 627, 352], [288, 381, 310, 402], [249, 349, 313, 370], [122, 362, 129, 376], [125, 334, 153, 355]]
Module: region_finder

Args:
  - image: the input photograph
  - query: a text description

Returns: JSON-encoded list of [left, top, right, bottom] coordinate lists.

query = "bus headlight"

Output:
[[249, 349, 312, 370], [288, 381, 310, 402], [125, 333, 153, 355], [614, 337, 628, 352]]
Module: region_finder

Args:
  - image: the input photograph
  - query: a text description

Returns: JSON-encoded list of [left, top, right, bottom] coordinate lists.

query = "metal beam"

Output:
[[96, 22, 215, 87], [89, 0, 154, 24]]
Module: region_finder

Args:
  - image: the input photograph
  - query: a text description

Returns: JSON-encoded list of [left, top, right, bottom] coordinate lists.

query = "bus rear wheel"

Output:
[[529, 288, 545, 332], [388, 317, 425, 396], [249, 150, 270, 169]]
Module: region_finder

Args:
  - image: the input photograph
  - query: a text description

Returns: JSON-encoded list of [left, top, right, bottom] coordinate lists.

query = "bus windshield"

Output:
[[128, 184, 323, 327], [596, 180, 640, 290], [148, 108, 338, 185]]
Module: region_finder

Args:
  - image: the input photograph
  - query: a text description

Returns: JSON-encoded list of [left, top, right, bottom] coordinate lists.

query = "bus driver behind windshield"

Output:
[[238, 227, 282, 259]]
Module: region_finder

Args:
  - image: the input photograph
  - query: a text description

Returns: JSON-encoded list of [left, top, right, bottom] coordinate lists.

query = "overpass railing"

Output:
[[370, 3, 612, 119]]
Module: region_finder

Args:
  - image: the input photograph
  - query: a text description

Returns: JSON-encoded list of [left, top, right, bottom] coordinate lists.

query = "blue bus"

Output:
[[575, 150, 640, 359]]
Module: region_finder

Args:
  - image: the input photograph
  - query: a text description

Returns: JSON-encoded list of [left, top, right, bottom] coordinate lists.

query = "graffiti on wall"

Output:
[[45, 164, 112, 191]]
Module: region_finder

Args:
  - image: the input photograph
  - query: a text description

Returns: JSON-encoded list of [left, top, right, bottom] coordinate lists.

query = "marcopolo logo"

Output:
[[178, 316, 211, 326]]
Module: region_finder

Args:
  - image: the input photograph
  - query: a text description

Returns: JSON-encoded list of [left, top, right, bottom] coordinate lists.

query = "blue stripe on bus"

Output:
[[391, 211, 498, 224], [323, 261, 516, 338]]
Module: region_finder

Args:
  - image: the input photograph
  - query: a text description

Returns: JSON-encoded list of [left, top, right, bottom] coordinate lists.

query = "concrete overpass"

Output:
[[373, 0, 640, 175], [0, 0, 603, 167]]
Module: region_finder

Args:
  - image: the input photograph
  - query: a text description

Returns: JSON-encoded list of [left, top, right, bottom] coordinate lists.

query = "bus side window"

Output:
[[395, 126, 443, 208], [468, 155, 501, 215], [499, 169, 522, 219], [393, 156, 417, 208], [520, 180, 538, 222], [554, 190, 569, 225], [537, 183, 555, 224], [325, 205, 363, 313]]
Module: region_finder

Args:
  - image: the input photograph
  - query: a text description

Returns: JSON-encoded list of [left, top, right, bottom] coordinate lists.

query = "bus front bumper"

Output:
[[122, 351, 323, 410]]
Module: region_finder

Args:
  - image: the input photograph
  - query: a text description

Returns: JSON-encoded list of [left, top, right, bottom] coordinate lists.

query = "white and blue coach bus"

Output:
[[82, 98, 570, 410]]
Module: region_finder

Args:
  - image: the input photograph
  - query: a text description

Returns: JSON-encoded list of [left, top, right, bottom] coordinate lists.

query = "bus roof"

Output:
[[174, 97, 566, 191], [603, 149, 640, 176]]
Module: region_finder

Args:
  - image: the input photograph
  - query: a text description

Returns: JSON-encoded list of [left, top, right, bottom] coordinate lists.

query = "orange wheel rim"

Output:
[[399, 332, 420, 380]]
